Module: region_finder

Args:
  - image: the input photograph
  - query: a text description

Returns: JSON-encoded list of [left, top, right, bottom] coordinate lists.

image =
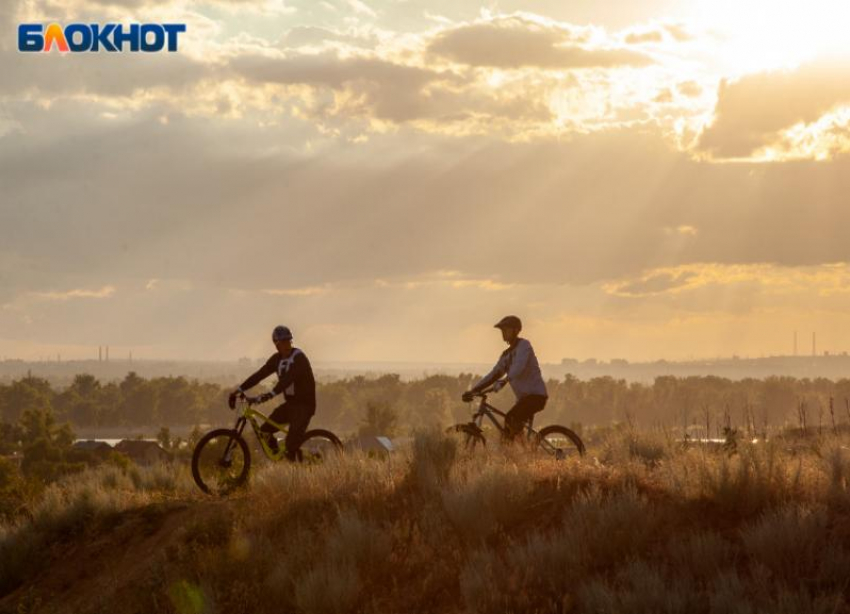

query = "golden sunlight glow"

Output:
[[689, 0, 850, 73]]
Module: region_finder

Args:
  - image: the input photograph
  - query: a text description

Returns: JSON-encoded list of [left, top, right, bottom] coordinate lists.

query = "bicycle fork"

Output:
[[221, 418, 247, 465]]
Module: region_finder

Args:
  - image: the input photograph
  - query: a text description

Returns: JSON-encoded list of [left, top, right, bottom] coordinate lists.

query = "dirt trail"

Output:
[[0, 498, 227, 614]]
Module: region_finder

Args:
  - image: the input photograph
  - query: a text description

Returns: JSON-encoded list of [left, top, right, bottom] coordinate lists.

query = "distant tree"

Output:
[[57, 373, 103, 426], [18, 406, 80, 483], [0, 376, 54, 424], [120, 372, 158, 426], [358, 401, 399, 437], [0, 422, 24, 455], [157, 377, 202, 425]]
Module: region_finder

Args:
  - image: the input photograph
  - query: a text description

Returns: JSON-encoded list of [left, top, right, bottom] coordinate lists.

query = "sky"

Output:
[[3, 0, 850, 364]]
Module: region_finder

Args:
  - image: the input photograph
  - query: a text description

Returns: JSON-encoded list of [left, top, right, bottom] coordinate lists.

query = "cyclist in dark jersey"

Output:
[[462, 315, 548, 441], [228, 325, 316, 460]]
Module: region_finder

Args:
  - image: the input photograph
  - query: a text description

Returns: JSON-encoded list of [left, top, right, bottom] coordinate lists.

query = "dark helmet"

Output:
[[272, 325, 293, 342], [494, 315, 522, 332]]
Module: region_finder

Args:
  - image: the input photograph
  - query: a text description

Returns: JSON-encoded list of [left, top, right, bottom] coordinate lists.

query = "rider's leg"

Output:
[[503, 395, 548, 442], [283, 404, 313, 462], [260, 402, 289, 453]]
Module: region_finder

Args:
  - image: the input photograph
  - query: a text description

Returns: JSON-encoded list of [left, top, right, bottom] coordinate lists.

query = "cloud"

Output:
[[280, 26, 376, 49], [33, 286, 117, 301], [229, 51, 440, 90], [664, 225, 698, 237], [429, 15, 653, 69], [344, 0, 375, 18], [662, 23, 693, 42], [605, 269, 699, 297], [620, 21, 695, 46], [262, 285, 332, 296], [227, 50, 554, 126], [676, 81, 701, 98], [697, 59, 850, 159], [7, 103, 850, 300], [604, 263, 850, 299], [58, 0, 294, 9], [373, 271, 514, 291], [1, 53, 213, 98], [229, 51, 453, 122], [624, 29, 663, 45]]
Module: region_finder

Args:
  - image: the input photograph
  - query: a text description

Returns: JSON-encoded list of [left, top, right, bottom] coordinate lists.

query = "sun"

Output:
[[688, 0, 850, 74]]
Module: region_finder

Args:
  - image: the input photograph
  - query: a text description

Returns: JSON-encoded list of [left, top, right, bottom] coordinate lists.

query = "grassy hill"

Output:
[[2, 429, 850, 614]]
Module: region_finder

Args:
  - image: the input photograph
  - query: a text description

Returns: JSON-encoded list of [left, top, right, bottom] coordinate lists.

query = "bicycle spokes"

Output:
[[297, 433, 341, 463], [196, 433, 248, 494], [536, 426, 585, 459]]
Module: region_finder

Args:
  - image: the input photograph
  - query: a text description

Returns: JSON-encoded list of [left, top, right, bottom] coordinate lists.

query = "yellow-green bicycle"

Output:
[[191, 393, 343, 495]]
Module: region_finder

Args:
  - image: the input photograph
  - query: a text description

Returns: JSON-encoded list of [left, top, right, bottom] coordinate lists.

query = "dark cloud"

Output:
[[229, 52, 450, 122], [6, 98, 850, 357], [230, 51, 439, 90], [228, 51, 550, 124], [697, 60, 850, 158], [429, 16, 653, 69], [5, 100, 850, 300], [1, 51, 212, 97]]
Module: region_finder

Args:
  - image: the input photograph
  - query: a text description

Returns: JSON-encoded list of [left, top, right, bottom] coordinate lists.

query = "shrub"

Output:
[[441, 460, 532, 543], [407, 427, 457, 494]]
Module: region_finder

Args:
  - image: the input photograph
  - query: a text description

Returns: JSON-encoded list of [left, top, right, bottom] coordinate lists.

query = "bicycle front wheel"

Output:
[[535, 425, 585, 460], [294, 429, 343, 463], [192, 429, 251, 495], [446, 423, 487, 450]]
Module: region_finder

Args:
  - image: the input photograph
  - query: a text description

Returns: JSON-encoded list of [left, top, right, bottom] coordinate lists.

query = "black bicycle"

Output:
[[446, 388, 585, 459], [191, 393, 343, 495]]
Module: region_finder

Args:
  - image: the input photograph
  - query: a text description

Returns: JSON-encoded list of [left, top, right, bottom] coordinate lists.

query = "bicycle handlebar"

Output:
[[463, 387, 495, 401], [232, 391, 260, 408]]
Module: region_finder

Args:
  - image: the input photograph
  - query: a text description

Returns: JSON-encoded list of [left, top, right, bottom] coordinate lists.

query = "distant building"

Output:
[[73, 440, 113, 455], [114, 440, 171, 465]]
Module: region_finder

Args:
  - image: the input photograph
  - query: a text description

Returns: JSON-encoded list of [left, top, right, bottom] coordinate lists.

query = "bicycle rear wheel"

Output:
[[192, 429, 251, 495], [294, 429, 343, 463], [535, 425, 585, 460]]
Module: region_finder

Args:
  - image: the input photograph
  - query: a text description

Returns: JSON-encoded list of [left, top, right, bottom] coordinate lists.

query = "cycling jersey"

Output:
[[472, 338, 547, 399], [238, 348, 316, 410]]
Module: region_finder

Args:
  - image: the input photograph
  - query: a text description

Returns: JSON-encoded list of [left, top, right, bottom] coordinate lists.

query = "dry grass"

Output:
[[2, 429, 850, 613]]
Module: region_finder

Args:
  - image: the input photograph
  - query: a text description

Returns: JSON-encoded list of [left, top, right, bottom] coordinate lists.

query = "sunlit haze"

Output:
[[4, 0, 850, 365]]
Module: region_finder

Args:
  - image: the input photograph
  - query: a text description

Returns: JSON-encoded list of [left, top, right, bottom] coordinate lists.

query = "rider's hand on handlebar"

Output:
[[255, 392, 275, 404], [462, 391, 476, 403], [228, 389, 243, 410]]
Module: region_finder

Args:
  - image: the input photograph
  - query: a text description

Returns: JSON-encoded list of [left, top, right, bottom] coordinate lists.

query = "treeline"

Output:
[[3, 371, 850, 435], [0, 372, 224, 429]]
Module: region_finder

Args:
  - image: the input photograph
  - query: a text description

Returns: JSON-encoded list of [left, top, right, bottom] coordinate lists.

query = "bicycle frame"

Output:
[[228, 399, 291, 461], [469, 393, 564, 456]]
